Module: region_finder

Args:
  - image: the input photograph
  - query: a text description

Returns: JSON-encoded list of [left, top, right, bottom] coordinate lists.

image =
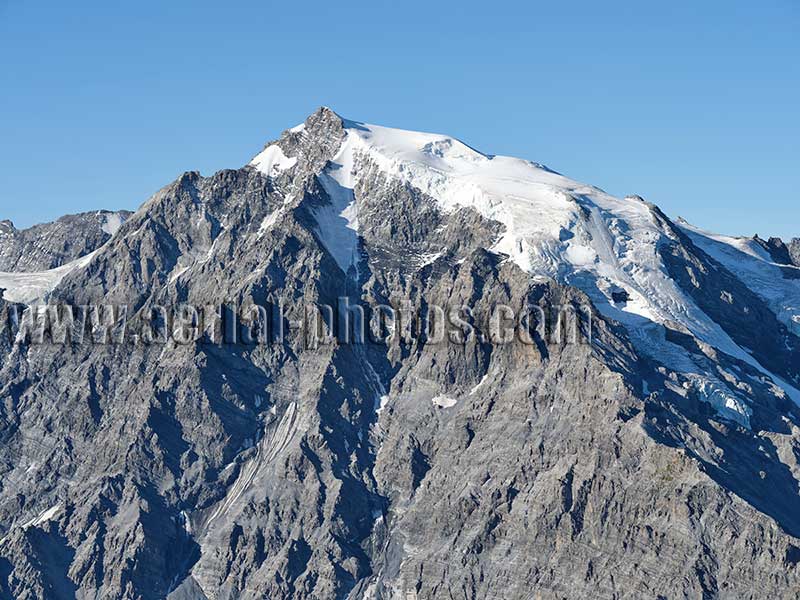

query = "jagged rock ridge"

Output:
[[0, 210, 132, 272]]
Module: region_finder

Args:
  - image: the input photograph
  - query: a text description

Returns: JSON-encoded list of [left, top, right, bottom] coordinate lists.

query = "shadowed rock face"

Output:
[[1, 108, 800, 599], [0, 210, 132, 272], [756, 235, 800, 271]]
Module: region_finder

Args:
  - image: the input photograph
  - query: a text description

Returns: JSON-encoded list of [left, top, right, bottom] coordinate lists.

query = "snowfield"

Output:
[[0, 250, 97, 304]]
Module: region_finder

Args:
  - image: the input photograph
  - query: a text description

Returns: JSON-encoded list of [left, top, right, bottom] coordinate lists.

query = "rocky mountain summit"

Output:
[[0, 108, 799, 599]]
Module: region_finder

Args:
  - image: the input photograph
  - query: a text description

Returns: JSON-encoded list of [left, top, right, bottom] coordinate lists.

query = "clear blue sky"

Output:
[[1, 0, 798, 238]]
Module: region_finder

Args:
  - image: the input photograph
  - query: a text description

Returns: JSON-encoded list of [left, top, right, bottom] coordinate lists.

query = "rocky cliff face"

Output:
[[755, 235, 800, 270], [1, 108, 799, 599]]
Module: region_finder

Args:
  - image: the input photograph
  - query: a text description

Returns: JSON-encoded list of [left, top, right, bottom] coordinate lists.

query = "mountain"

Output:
[[0, 107, 799, 599], [0, 210, 132, 272], [0, 210, 133, 305]]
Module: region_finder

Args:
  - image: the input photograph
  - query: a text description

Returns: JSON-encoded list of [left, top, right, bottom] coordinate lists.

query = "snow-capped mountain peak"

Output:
[[249, 108, 800, 424]]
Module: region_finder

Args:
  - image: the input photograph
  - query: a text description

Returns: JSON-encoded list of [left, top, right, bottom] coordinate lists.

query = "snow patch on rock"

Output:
[[432, 395, 457, 408], [313, 134, 361, 275], [0, 250, 98, 304], [250, 144, 298, 176], [101, 212, 125, 236]]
